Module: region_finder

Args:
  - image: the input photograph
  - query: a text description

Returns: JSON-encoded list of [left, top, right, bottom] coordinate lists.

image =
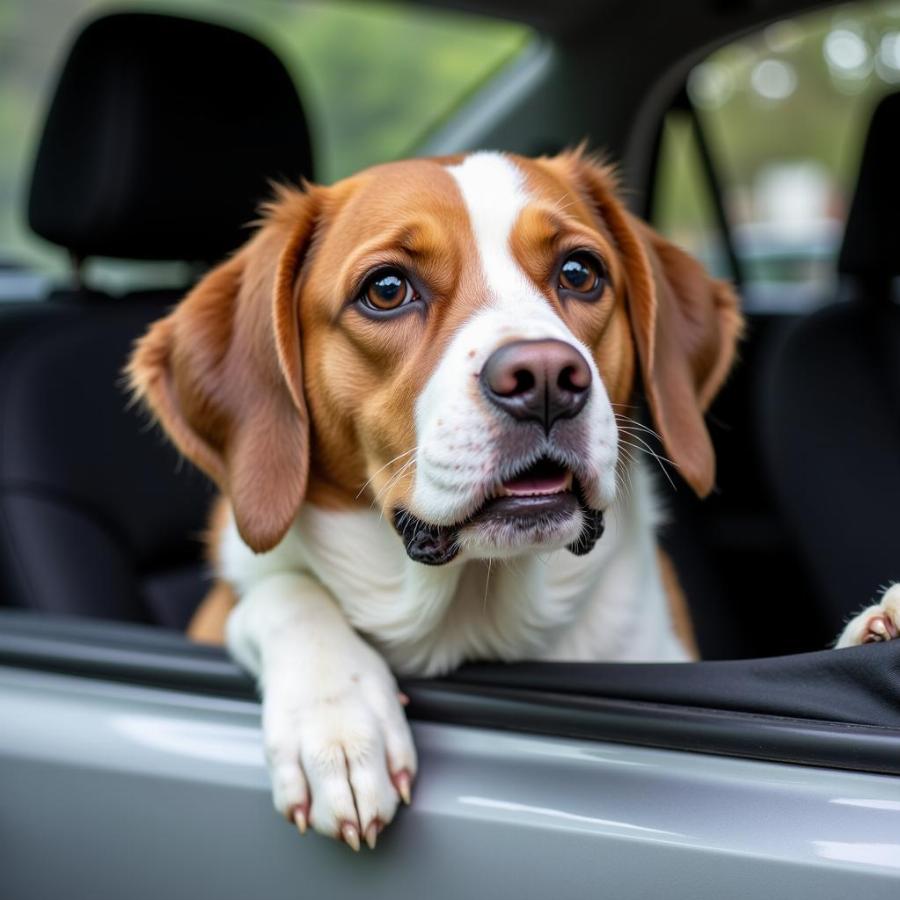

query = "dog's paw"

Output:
[[261, 646, 416, 850], [836, 584, 900, 648]]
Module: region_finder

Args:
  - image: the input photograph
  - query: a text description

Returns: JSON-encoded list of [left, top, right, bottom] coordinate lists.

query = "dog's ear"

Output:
[[559, 152, 743, 497], [128, 186, 319, 552]]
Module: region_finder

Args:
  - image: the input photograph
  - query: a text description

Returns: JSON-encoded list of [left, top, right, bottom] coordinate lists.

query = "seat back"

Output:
[[759, 92, 900, 634], [0, 12, 313, 627]]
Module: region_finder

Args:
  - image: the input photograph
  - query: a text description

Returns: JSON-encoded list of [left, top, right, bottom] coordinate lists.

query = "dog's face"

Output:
[[302, 153, 629, 564], [130, 151, 741, 561]]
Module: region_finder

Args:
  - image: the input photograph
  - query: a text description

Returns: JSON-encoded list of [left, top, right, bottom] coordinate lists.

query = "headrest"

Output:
[[28, 12, 313, 262], [838, 91, 900, 280]]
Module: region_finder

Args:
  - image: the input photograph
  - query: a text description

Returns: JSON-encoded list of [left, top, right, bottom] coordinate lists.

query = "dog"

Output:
[[128, 149, 898, 851]]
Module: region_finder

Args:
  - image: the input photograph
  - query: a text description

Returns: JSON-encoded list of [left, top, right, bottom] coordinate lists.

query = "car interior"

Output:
[[1, 0, 899, 756]]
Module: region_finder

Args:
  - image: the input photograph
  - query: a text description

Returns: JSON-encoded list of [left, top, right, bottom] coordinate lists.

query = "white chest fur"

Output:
[[218, 460, 689, 677]]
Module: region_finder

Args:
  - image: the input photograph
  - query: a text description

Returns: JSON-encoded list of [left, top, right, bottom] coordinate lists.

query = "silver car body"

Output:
[[2, 662, 900, 899]]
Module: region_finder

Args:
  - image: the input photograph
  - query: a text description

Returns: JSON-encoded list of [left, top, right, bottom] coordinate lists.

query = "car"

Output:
[[1, 1, 899, 897]]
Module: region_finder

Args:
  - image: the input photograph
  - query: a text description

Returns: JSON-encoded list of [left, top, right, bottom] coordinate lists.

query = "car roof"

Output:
[[415, 0, 829, 37]]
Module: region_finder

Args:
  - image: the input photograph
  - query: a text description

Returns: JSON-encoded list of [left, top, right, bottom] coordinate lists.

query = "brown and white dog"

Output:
[[128, 149, 899, 851]]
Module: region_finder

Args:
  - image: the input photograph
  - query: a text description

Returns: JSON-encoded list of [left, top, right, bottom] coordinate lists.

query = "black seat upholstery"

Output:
[[760, 92, 900, 636], [0, 12, 313, 627], [29, 12, 313, 264]]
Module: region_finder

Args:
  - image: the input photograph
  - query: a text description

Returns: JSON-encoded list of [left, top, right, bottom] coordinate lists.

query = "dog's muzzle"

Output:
[[393, 338, 606, 565]]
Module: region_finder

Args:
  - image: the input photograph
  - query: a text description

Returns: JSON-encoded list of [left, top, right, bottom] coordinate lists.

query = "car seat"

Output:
[[0, 12, 314, 628], [759, 91, 900, 637]]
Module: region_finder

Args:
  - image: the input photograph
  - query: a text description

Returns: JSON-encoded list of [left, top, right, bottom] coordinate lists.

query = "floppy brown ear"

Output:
[[127, 187, 318, 551], [563, 153, 743, 497]]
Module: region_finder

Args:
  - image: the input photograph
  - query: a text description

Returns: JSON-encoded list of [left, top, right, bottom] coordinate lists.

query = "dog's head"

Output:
[[129, 150, 741, 563]]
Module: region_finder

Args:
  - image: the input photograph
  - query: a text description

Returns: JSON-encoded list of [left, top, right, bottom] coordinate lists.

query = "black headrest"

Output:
[[838, 91, 900, 280], [28, 12, 313, 262]]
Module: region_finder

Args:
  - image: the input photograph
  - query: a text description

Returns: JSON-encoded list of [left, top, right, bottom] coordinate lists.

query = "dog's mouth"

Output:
[[472, 457, 577, 523], [495, 456, 573, 497], [393, 456, 604, 566]]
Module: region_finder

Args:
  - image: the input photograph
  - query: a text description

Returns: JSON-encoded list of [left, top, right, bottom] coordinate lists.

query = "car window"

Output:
[[653, 0, 900, 312], [0, 0, 530, 289], [651, 109, 732, 282]]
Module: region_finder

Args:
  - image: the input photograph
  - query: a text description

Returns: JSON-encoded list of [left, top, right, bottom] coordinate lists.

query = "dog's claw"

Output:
[[341, 822, 361, 852], [292, 806, 308, 835], [365, 821, 380, 850], [394, 770, 412, 805]]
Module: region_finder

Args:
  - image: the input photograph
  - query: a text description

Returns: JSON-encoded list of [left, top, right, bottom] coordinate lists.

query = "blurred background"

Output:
[[3, 1, 900, 306], [0, 0, 527, 289], [650, 2, 900, 306]]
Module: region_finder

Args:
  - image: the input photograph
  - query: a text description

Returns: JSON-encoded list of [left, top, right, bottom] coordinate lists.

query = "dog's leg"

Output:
[[186, 581, 236, 644], [227, 571, 416, 850], [835, 583, 900, 648]]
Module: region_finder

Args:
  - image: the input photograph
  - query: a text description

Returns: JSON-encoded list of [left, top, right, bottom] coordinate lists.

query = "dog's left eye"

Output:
[[359, 269, 416, 313], [558, 252, 605, 299]]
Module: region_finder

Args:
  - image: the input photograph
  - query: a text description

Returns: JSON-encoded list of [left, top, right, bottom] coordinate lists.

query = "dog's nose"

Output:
[[480, 339, 592, 431]]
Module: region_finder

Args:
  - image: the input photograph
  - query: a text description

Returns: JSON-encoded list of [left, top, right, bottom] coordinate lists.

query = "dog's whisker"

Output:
[[372, 461, 419, 519], [615, 414, 663, 442], [356, 447, 418, 500], [619, 431, 677, 470], [372, 455, 418, 500], [619, 438, 678, 492], [616, 424, 663, 443], [373, 468, 419, 522], [482, 559, 493, 615]]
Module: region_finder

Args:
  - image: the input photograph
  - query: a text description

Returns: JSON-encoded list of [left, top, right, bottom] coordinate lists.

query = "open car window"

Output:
[[653, 0, 900, 313]]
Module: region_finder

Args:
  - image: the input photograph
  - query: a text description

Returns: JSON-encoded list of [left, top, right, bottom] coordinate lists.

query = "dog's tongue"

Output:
[[501, 458, 571, 497]]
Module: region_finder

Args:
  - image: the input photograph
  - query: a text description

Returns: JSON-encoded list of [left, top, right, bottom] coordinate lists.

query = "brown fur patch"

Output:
[[657, 547, 699, 660], [187, 581, 236, 645]]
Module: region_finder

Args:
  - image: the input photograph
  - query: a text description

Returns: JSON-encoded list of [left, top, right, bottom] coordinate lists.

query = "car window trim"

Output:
[[646, 84, 744, 287], [1, 611, 899, 777]]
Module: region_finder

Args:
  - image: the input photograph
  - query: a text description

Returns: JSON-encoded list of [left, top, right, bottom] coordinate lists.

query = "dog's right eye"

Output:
[[359, 269, 417, 313]]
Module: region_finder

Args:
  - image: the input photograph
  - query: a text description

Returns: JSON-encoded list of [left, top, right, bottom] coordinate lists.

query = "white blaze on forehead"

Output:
[[408, 151, 617, 526], [445, 151, 536, 301]]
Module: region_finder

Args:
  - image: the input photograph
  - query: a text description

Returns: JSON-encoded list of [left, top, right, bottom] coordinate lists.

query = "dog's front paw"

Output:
[[261, 650, 416, 850], [836, 584, 900, 648]]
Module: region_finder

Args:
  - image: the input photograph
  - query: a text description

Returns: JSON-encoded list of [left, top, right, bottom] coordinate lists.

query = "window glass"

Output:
[[0, 0, 530, 284], [652, 111, 730, 281], [657, 1, 900, 311]]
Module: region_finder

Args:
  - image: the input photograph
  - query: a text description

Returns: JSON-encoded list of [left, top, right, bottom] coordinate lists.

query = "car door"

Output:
[[2, 611, 900, 900]]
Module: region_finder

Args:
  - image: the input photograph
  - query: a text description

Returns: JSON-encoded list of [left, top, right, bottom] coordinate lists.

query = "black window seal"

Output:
[[1, 610, 899, 777]]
